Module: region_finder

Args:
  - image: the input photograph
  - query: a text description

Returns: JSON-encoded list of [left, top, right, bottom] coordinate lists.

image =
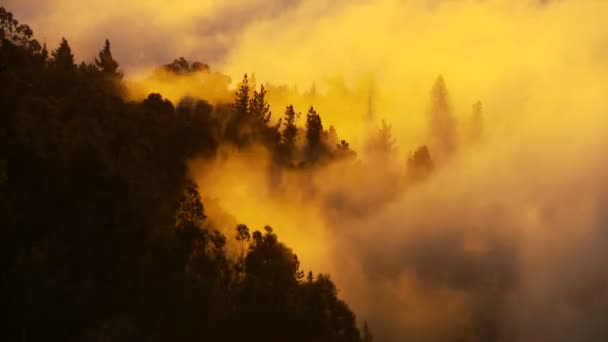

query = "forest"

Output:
[[3, 1, 608, 341], [0, 7, 376, 341]]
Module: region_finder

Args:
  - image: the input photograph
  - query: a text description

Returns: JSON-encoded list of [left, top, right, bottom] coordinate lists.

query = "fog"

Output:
[[8, 0, 608, 340]]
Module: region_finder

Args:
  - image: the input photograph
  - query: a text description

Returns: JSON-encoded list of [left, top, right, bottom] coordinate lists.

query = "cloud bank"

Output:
[[7, 0, 608, 340]]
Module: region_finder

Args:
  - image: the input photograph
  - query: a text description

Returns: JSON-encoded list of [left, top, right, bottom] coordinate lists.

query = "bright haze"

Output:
[[9, 0, 608, 340]]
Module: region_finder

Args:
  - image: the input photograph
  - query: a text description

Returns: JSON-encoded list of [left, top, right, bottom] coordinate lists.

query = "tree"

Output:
[[326, 125, 339, 149], [365, 119, 396, 163], [335, 140, 357, 160], [234, 74, 250, 119], [249, 84, 271, 125], [50, 37, 75, 70], [163, 57, 209, 74], [226, 74, 251, 145], [235, 224, 251, 279], [95, 39, 121, 77], [407, 145, 434, 182], [0, 7, 40, 52], [280, 105, 299, 163], [305, 106, 324, 162], [428, 75, 457, 160]]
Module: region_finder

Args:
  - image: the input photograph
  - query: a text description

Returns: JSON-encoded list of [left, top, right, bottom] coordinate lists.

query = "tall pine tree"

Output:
[[95, 39, 121, 77], [249, 84, 271, 125], [281, 105, 298, 163], [428, 75, 457, 160], [305, 106, 324, 162], [50, 37, 75, 70]]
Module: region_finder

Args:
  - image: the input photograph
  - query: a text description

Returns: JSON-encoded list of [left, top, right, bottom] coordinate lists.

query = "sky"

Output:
[[5, 0, 608, 340]]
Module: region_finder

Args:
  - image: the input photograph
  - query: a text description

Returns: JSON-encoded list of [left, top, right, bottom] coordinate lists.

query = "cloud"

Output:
[[7, 0, 608, 340], [4, 0, 302, 72]]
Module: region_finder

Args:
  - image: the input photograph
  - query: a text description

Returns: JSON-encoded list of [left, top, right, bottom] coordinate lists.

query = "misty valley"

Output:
[[2, 1, 608, 341]]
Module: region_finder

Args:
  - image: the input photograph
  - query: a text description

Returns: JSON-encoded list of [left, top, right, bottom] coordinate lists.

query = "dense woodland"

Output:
[[0, 7, 384, 341]]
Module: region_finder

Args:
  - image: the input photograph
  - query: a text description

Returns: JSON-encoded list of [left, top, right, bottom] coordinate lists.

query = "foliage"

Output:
[[0, 7, 366, 342]]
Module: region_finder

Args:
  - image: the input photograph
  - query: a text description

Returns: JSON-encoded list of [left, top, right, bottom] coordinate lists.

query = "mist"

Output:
[[8, 0, 608, 340]]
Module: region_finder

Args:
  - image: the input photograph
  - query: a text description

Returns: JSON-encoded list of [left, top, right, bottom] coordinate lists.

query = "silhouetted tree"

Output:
[[50, 37, 75, 70], [0, 7, 40, 51], [95, 39, 121, 77], [225, 74, 251, 145], [249, 84, 271, 125], [163, 57, 209, 74], [280, 105, 299, 163], [335, 140, 357, 160], [306, 106, 324, 162]]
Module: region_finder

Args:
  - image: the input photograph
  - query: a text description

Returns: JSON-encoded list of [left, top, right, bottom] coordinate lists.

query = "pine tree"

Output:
[[95, 39, 121, 77], [51, 37, 75, 70], [280, 105, 299, 163], [366, 120, 396, 157], [226, 74, 251, 145], [281, 105, 298, 151], [407, 145, 434, 182], [249, 84, 271, 125], [428, 75, 457, 159], [305, 106, 324, 162], [234, 74, 250, 119], [326, 125, 339, 149]]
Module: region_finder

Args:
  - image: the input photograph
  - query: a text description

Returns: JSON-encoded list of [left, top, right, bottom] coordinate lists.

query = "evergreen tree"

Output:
[[407, 145, 434, 182], [327, 125, 339, 149], [249, 84, 271, 125], [226, 74, 251, 144], [95, 39, 121, 77], [365, 119, 396, 162], [281, 105, 298, 148], [234, 74, 250, 119], [428, 75, 457, 159], [50, 37, 75, 70], [305, 106, 324, 161]]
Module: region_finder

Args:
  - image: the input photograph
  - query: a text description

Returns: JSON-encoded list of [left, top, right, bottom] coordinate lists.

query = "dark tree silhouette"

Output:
[[95, 39, 121, 77], [163, 57, 210, 74], [249, 84, 271, 125], [280, 105, 299, 163], [50, 37, 75, 70], [305, 106, 325, 162]]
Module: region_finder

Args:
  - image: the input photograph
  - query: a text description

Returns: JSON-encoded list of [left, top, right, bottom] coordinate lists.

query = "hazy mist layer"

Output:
[[9, 0, 608, 340]]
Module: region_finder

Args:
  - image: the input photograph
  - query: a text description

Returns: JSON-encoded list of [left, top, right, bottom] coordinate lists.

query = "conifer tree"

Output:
[[428, 75, 457, 159], [95, 39, 121, 77], [249, 84, 271, 125], [305, 106, 324, 161], [234, 74, 250, 119], [50, 37, 75, 70]]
